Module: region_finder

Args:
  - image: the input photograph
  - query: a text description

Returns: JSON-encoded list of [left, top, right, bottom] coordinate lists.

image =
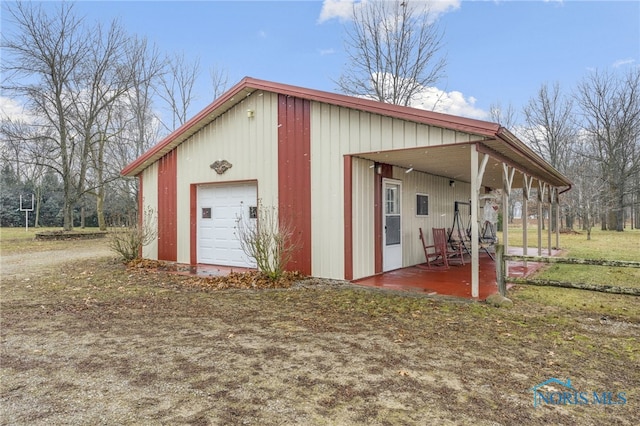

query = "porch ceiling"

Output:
[[352, 141, 570, 190]]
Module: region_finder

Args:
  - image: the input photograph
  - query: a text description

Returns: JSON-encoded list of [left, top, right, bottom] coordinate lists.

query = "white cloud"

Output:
[[410, 86, 489, 120], [318, 48, 336, 56], [612, 58, 636, 68], [424, 0, 462, 20], [0, 96, 33, 123], [318, 0, 354, 23], [318, 0, 461, 24]]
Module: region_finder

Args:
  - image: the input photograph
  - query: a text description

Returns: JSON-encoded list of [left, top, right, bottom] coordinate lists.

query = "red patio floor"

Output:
[[172, 247, 558, 301], [353, 247, 559, 300]]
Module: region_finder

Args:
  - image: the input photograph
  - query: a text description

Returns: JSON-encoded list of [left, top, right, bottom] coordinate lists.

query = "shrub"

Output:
[[109, 207, 157, 262], [235, 203, 299, 280]]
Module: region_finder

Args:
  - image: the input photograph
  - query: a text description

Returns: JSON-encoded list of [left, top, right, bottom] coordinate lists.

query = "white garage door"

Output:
[[197, 183, 257, 267]]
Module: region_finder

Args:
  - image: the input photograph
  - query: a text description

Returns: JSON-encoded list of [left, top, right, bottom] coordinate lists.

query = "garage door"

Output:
[[197, 183, 257, 267]]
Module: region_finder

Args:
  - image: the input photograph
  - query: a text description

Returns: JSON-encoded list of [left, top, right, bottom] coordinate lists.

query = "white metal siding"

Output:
[[140, 88, 486, 277], [311, 102, 480, 280], [392, 167, 471, 268], [141, 163, 159, 260], [175, 91, 279, 264], [351, 157, 375, 280]]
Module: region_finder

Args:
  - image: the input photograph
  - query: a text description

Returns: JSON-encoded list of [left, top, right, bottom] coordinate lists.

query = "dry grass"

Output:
[[1, 226, 639, 424], [1, 254, 638, 425]]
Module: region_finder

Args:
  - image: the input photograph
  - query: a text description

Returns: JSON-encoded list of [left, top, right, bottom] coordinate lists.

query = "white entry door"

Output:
[[197, 183, 257, 267], [383, 179, 402, 271]]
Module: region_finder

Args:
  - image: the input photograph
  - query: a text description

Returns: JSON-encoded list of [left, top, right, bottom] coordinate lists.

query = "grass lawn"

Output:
[[499, 226, 640, 318], [0, 226, 106, 255]]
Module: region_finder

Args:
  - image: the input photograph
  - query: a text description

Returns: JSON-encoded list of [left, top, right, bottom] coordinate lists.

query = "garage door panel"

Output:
[[197, 183, 257, 267]]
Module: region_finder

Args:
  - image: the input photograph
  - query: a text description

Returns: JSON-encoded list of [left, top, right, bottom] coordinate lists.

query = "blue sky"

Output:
[[2, 0, 639, 124]]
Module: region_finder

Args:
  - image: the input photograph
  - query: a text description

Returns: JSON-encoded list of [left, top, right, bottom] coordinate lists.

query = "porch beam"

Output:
[[502, 163, 516, 197], [477, 153, 490, 192], [470, 146, 480, 298], [502, 164, 515, 254]]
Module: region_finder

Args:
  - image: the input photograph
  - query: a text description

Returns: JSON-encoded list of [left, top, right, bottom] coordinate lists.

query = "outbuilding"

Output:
[[122, 77, 571, 298]]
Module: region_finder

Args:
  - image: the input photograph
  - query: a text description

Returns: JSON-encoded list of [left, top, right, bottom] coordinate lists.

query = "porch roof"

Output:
[[352, 131, 571, 191]]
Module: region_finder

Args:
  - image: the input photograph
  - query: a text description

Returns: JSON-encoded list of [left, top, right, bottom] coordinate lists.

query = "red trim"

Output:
[[344, 155, 353, 280], [157, 150, 177, 261], [137, 173, 143, 258], [190, 184, 197, 265], [278, 94, 312, 275], [381, 164, 393, 179]]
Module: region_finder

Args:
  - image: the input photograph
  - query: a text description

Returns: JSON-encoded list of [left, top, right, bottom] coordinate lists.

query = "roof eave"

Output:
[[496, 127, 572, 189]]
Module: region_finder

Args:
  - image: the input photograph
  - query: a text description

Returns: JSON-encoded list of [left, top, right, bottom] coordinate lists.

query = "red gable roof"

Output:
[[121, 76, 570, 189], [121, 77, 501, 177]]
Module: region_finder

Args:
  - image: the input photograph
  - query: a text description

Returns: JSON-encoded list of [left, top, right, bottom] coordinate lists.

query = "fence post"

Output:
[[495, 244, 506, 296]]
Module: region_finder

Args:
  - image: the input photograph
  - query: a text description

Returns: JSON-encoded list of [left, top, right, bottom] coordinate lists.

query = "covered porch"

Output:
[[353, 247, 560, 300], [346, 127, 572, 298]]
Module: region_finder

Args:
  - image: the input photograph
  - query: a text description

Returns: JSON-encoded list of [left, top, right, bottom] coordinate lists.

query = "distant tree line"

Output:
[[0, 161, 142, 228], [516, 70, 640, 233], [1, 2, 227, 230]]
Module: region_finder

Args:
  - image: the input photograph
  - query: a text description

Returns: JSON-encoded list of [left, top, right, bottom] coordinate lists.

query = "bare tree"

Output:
[[489, 101, 517, 129], [521, 83, 576, 231], [571, 135, 606, 239], [71, 19, 137, 230], [575, 69, 640, 231], [522, 82, 576, 174], [0, 118, 49, 226], [337, 0, 446, 106], [107, 36, 164, 225], [210, 65, 229, 100], [158, 52, 200, 131], [2, 2, 159, 231], [2, 2, 90, 230]]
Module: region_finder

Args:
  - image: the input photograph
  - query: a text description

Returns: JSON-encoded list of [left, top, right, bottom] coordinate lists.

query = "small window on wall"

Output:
[[416, 193, 429, 216], [249, 206, 258, 219]]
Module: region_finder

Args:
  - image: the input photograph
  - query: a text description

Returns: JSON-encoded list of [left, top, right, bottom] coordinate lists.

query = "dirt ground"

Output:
[[1, 239, 638, 425]]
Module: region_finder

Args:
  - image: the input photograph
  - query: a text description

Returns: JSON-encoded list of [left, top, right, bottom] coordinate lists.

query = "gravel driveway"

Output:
[[1, 239, 113, 278]]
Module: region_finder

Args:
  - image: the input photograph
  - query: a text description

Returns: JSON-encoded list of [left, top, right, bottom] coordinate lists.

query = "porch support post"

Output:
[[554, 188, 560, 249], [548, 188, 554, 255], [522, 175, 533, 267], [470, 146, 481, 298], [537, 181, 548, 256]]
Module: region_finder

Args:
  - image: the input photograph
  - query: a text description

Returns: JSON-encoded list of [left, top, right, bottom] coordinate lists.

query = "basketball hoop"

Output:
[[19, 194, 34, 232]]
